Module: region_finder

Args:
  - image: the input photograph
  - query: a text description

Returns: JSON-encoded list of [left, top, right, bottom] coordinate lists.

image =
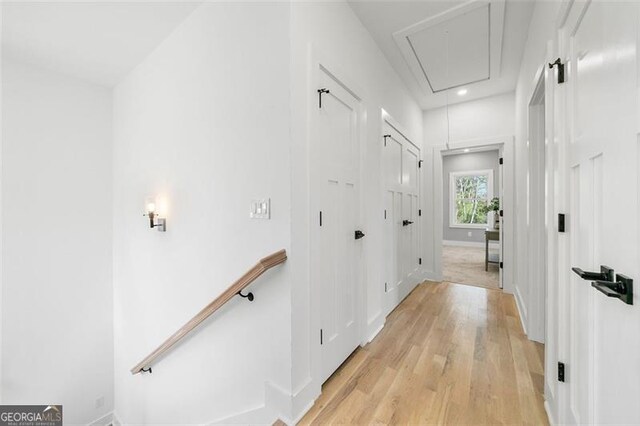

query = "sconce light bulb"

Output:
[[146, 202, 156, 214]]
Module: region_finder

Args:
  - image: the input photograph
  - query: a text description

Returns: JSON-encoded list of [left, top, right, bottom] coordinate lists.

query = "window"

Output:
[[449, 170, 493, 228]]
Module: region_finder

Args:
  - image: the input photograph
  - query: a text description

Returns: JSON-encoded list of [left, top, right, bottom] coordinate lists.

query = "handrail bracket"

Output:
[[237, 290, 254, 301]]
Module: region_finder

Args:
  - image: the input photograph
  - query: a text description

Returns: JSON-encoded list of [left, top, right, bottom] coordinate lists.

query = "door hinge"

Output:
[[558, 213, 566, 233], [383, 134, 391, 146], [499, 210, 503, 217], [317, 88, 330, 108], [319, 211, 323, 227], [419, 258, 422, 265], [500, 261, 504, 269], [499, 157, 503, 165], [549, 58, 565, 84], [385, 282, 388, 292], [320, 329, 323, 345], [418, 209, 422, 216], [558, 362, 565, 382], [384, 209, 387, 219], [418, 160, 423, 168]]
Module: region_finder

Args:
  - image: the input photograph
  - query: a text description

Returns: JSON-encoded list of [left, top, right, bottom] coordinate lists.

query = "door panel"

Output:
[[315, 70, 361, 383], [560, 2, 640, 423]]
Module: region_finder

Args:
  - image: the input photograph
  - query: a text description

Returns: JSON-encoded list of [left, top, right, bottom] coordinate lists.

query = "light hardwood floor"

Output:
[[299, 282, 548, 425], [443, 246, 500, 289]]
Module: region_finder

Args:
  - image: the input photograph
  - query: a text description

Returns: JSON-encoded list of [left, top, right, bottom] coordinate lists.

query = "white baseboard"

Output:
[[364, 309, 385, 344], [208, 381, 293, 425], [366, 321, 385, 343], [544, 400, 556, 425], [423, 270, 442, 282], [208, 404, 274, 425], [443, 240, 500, 248], [88, 411, 117, 426], [514, 285, 528, 335], [291, 378, 319, 426], [265, 381, 294, 424]]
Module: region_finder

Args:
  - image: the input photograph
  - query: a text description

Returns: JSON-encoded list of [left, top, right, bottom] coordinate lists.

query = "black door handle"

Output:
[[592, 274, 633, 305], [355, 230, 365, 240], [402, 220, 414, 226], [571, 265, 614, 282]]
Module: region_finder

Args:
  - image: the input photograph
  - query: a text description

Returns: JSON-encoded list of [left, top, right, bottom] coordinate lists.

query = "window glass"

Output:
[[452, 172, 491, 225]]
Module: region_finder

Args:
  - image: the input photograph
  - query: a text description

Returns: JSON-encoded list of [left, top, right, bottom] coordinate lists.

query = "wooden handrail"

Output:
[[131, 249, 287, 374]]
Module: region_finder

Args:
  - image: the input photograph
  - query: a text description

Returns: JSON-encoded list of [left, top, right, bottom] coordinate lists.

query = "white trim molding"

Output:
[[443, 240, 500, 248]]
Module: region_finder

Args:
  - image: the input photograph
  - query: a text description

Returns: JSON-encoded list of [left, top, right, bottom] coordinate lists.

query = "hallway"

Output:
[[300, 282, 547, 425], [6, 1, 640, 423]]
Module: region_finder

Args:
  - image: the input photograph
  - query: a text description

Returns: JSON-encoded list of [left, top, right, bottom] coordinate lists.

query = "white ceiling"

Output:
[[348, 0, 535, 109], [2, 1, 203, 87]]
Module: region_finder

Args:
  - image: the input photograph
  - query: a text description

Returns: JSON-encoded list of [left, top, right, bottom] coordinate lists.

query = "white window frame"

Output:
[[449, 169, 494, 229]]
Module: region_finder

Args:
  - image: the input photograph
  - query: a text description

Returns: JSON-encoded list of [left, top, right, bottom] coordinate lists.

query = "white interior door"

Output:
[[402, 143, 420, 289], [383, 128, 403, 307], [382, 122, 420, 314], [315, 70, 362, 383], [559, 2, 640, 423], [498, 147, 504, 289]]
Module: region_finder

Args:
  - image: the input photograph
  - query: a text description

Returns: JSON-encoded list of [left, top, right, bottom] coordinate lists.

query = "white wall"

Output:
[[423, 92, 515, 145], [289, 1, 424, 420], [112, 3, 292, 424], [442, 150, 500, 243], [1, 58, 113, 424]]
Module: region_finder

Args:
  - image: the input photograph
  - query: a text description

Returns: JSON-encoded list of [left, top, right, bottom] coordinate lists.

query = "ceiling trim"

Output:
[[393, 0, 505, 95]]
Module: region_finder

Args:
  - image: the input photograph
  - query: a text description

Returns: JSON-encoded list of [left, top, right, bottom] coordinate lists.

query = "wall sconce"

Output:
[[144, 196, 166, 232]]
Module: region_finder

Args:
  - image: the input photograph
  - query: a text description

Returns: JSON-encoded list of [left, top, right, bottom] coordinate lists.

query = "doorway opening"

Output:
[[441, 146, 503, 289], [526, 68, 547, 343]]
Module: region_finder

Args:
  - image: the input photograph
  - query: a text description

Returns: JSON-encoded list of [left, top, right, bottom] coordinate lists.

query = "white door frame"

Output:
[[526, 68, 548, 345], [429, 135, 515, 294], [307, 47, 367, 392]]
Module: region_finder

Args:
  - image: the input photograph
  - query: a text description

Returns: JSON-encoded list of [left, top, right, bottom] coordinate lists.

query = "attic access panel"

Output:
[[394, 1, 504, 94]]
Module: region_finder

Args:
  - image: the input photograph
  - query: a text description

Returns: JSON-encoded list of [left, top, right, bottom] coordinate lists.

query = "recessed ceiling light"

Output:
[[457, 88, 468, 96], [464, 148, 470, 153]]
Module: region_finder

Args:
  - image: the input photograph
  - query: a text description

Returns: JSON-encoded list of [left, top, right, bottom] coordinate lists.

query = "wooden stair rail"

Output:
[[131, 249, 287, 375]]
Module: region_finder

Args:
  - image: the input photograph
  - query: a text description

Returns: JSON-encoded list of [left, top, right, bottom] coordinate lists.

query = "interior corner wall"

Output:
[[289, 1, 423, 419], [442, 151, 500, 243], [1, 58, 114, 424], [112, 3, 292, 424]]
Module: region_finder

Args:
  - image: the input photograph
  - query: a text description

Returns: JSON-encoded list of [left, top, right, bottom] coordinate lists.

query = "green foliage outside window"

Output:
[[454, 174, 489, 225]]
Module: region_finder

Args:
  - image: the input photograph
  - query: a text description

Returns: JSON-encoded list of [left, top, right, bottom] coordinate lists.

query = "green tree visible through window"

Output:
[[454, 174, 489, 225]]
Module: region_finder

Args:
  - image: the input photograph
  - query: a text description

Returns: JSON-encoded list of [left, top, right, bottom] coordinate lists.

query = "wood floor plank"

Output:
[[299, 282, 549, 425]]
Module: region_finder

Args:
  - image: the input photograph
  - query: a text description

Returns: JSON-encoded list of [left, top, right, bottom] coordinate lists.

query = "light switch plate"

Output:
[[250, 198, 271, 219]]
